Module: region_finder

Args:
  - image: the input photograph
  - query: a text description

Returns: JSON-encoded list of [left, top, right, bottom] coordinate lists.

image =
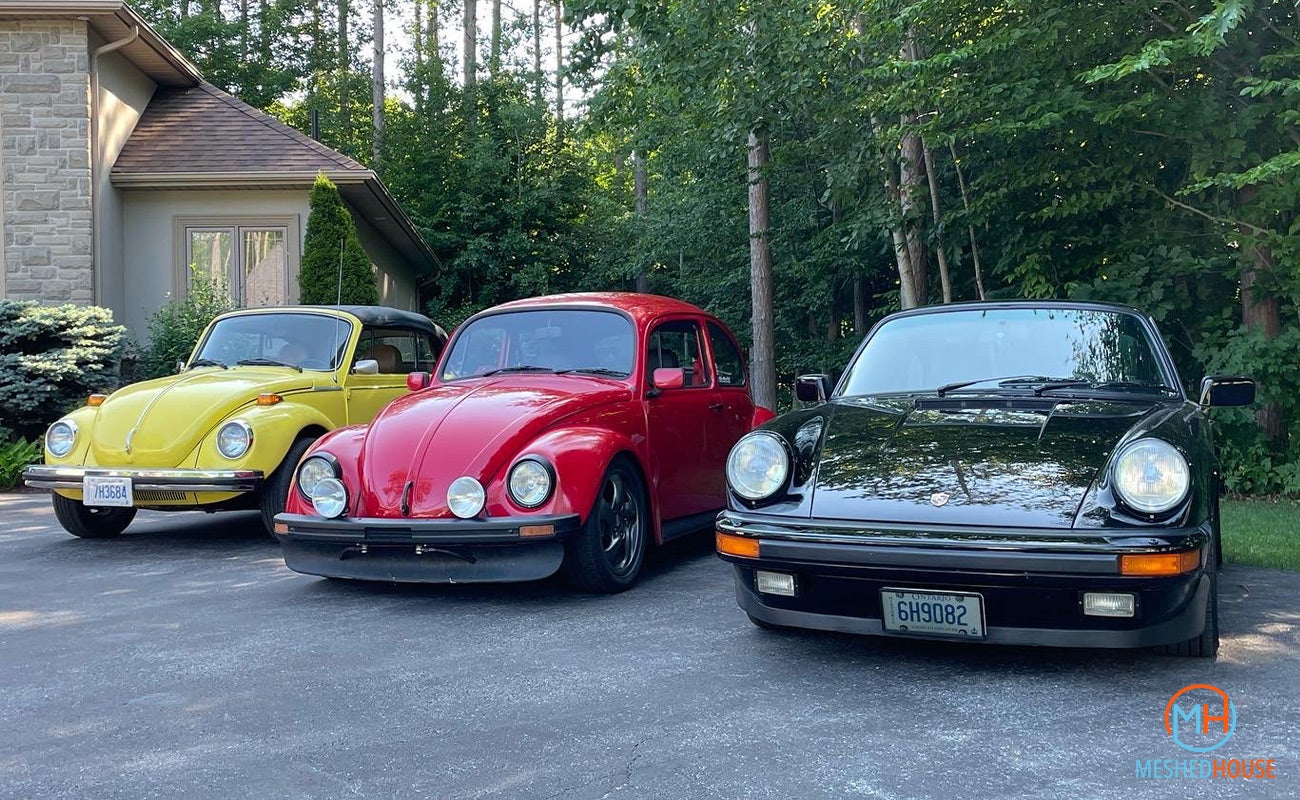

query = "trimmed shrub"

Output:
[[299, 173, 380, 305], [0, 438, 41, 490], [0, 301, 126, 440], [139, 267, 238, 381]]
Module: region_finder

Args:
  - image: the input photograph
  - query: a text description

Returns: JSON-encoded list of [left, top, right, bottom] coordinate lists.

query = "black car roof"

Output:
[[883, 299, 1150, 320], [295, 305, 448, 342]]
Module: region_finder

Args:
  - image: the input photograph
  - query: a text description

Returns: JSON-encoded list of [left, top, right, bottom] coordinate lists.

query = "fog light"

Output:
[[1084, 592, 1136, 618], [755, 570, 796, 597]]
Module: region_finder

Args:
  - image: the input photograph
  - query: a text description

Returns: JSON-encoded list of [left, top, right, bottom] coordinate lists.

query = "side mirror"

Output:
[[795, 373, 833, 403], [406, 371, 431, 392], [1200, 375, 1254, 407], [353, 359, 379, 375], [652, 367, 685, 391]]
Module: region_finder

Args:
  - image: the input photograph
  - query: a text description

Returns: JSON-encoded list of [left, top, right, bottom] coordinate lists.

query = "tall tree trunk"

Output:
[[949, 140, 986, 300], [874, 115, 918, 309], [490, 0, 502, 77], [533, 0, 543, 103], [747, 129, 776, 411], [240, 0, 249, 59], [181, 0, 191, 17], [338, 0, 351, 142], [463, 0, 477, 90], [921, 139, 951, 303], [258, 0, 269, 56], [426, 0, 441, 85], [897, 30, 928, 305], [553, 0, 563, 124], [413, 0, 424, 112], [372, 0, 385, 166], [853, 277, 867, 334], [633, 150, 649, 292], [1236, 186, 1288, 451]]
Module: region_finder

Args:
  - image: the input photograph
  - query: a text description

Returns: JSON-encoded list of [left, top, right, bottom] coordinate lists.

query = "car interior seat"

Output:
[[367, 343, 403, 374]]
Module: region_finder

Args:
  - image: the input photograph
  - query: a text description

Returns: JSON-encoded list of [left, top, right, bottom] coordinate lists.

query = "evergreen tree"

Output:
[[299, 174, 380, 305]]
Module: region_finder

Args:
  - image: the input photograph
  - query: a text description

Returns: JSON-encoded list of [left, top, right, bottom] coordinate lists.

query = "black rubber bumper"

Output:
[[717, 512, 1211, 649], [275, 512, 583, 583]]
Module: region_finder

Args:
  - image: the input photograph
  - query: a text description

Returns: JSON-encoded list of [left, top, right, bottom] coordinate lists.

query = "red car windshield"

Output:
[[440, 309, 635, 380]]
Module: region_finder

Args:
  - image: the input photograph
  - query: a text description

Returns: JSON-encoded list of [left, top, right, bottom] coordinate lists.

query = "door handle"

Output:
[[708, 402, 724, 412]]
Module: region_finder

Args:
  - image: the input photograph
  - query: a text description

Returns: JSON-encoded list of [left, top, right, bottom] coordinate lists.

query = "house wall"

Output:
[[0, 20, 92, 304], [120, 189, 309, 337], [92, 35, 156, 318], [351, 210, 420, 312]]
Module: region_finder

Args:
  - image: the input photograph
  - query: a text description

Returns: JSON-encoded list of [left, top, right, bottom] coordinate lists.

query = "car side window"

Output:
[[357, 328, 418, 375], [646, 320, 710, 389], [443, 325, 506, 378], [707, 322, 746, 387]]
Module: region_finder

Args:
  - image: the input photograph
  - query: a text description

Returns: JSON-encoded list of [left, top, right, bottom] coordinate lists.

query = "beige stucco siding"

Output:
[[0, 19, 92, 303], [351, 208, 420, 312], [93, 37, 156, 319], [120, 189, 309, 336]]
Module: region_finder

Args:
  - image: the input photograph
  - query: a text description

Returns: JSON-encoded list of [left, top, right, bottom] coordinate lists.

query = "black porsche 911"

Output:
[[715, 301, 1253, 657]]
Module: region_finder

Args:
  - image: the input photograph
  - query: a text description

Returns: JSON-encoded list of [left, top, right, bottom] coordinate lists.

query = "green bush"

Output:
[[0, 301, 126, 441], [139, 267, 238, 381], [0, 438, 41, 490], [299, 173, 380, 305]]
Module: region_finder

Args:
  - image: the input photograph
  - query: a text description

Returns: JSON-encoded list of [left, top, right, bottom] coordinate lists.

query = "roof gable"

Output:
[[112, 83, 369, 177]]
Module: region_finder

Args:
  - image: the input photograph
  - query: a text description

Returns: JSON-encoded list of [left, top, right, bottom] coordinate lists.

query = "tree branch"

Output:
[[1154, 188, 1269, 235]]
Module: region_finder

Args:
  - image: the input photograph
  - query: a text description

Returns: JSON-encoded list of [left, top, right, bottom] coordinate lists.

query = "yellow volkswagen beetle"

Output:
[[24, 305, 448, 538]]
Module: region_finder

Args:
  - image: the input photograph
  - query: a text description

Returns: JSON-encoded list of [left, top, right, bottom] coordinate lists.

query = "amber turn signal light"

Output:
[[716, 531, 760, 558], [256, 393, 283, 405], [87, 393, 107, 407], [1120, 550, 1200, 576], [272, 522, 288, 535], [519, 524, 554, 538]]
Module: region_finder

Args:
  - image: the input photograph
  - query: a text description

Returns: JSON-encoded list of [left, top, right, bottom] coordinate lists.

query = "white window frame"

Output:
[[173, 215, 302, 305]]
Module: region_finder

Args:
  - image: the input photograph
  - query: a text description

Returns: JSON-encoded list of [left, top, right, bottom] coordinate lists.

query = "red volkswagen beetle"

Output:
[[274, 293, 772, 592]]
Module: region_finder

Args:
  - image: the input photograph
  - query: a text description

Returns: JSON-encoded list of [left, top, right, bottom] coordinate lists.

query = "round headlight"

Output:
[[447, 476, 486, 519], [216, 420, 253, 459], [1113, 438, 1190, 514], [310, 477, 348, 519], [727, 432, 791, 501], [297, 455, 338, 499], [508, 458, 553, 508], [46, 420, 78, 458]]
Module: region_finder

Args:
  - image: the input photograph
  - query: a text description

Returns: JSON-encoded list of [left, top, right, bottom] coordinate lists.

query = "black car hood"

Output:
[[807, 396, 1169, 528]]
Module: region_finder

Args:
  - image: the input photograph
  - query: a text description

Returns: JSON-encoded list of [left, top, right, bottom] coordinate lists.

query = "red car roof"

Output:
[[488, 292, 713, 326]]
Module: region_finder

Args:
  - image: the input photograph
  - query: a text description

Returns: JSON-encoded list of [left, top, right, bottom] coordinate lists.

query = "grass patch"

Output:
[[1221, 498, 1300, 572]]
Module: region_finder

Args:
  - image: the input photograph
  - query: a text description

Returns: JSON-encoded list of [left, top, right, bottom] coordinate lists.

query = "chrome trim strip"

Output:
[[23, 466, 263, 493]]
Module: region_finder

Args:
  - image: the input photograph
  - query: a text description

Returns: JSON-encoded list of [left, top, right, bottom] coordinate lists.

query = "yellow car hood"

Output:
[[89, 368, 316, 466]]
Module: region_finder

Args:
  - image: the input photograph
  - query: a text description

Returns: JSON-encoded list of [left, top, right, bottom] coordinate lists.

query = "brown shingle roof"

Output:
[[112, 83, 369, 176]]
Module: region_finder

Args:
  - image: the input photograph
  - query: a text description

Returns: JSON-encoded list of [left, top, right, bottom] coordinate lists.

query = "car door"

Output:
[[702, 320, 754, 501], [643, 317, 714, 522], [345, 327, 432, 424]]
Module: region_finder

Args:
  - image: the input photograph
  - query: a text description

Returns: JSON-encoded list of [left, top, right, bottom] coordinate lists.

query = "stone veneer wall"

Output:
[[0, 20, 92, 303]]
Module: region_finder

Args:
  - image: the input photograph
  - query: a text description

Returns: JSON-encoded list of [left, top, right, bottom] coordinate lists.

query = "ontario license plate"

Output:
[[881, 588, 985, 639], [83, 476, 133, 508]]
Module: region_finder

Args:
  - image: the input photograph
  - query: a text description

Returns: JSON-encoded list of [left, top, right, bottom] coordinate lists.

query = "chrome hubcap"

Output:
[[597, 473, 641, 575]]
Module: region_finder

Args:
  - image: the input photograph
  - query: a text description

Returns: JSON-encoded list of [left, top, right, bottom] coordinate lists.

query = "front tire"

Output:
[[52, 494, 136, 538], [563, 458, 648, 593], [1159, 543, 1220, 658], [259, 437, 316, 537]]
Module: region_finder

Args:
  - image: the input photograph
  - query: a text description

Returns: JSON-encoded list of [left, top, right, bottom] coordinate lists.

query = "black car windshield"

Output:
[[840, 308, 1178, 397], [192, 312, 353, 371], [441, 309, 635, 380]]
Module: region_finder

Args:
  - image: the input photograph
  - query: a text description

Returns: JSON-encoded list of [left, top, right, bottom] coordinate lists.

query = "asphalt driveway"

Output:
[[2, 491, 1298, 799]]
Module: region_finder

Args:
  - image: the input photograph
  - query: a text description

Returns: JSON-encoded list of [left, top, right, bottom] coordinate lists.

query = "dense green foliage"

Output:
[[299, 175, 381, 305], [136, 1, 1300, 494], [0, 438, 41, 490], [140, 268, 239, 381], [0, 301, 126, 441]]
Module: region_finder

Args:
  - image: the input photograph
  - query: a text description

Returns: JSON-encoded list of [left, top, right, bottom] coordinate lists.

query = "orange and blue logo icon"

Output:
[[1164, 684, 1236, 753]]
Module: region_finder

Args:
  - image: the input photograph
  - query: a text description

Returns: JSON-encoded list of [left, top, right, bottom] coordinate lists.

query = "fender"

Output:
[[194, 400, 342, 478], [487, 426, 665, 544], [283, 424, 370, 515], [751, 406, 777, 428]]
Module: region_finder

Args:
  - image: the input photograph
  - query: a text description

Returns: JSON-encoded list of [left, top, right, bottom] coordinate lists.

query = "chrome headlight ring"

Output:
[[447, 476, 487, 519], [216, 419, 254, 459], [46, 419, 78, 458], [296, 453, 341, 501]]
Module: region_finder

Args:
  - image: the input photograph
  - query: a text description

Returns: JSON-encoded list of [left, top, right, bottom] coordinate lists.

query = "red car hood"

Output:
[[357, 376, 633, 516]]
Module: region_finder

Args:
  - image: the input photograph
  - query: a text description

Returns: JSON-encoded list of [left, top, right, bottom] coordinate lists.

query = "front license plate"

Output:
[[83, 476, 133, 508], [881, 588, 985, 639]]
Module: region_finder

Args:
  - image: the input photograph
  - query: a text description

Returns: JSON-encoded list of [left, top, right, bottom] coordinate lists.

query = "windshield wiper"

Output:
[[554, 367, 629, 378], [480, 365, 556, 376], [935, 375, 1058, 396], [188, 358, 227, 370], [236, 357, 302, 372], [1035, 380, 1178, 397]]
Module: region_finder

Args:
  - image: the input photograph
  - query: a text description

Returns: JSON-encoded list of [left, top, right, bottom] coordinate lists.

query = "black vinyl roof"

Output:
[[298, 305, 448, 343]]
